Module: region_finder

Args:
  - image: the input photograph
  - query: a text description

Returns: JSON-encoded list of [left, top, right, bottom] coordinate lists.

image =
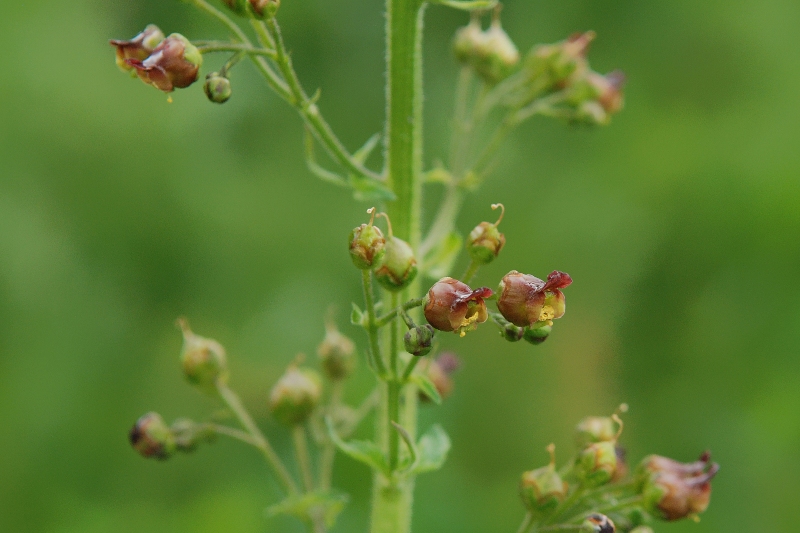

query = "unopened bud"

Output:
[[374, 236, 418, 292], [501, 322, 524, 342], [474, 20, 520, 84], [204, 72, 232, 103], [575, 416, 618, 448], [578, 441, 618, 487], [349, 208, 386, 270], [637, 452, 719, 521], [404, 324, 435, 356], [611, 445, 629, 482], [520, 444, 568, 514], [420, 352, 461, 402], [269, 365, 322, 426], [126, 33, 202, 92], [317, 321, 356, 380], [453, 18, 486, 64], [221, 0, 280, 18], [525, 31, 595, 91], [129, 412, 175, 460], [497, 270, 572, 327], [178, 318, 228, 393], [523, 324, 552, 345], [581, 513, 615, 533], [467, 203, 506, 265], [110, 25, 165, 73], [424, 277, 493, 336]]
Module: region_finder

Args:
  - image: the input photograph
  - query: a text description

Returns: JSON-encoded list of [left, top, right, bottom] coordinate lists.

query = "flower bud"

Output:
[[575, 416, 618, 448], [222, 0, 280, 19], [424, 277, 493, 337], [474, 20, 520, 84], [170, 418, 215, 452], [204, 72, 232, 104], [497, 270, 572, 327], [404, 324, 435, 356], [501, 322, 524, 342], [126, 33, 202, 92], [581, 513, 615, 533], [519, 444, 568, 514], [526, 31, 595, 90], [317, 322, 356, 380], [374, 236, 418, 291], [269, 366, 322, 426], [588, 70, 626, 115], [348, 208, 386, 270], [523, 324, 552, 345], [611, 445, 629, 482], [178, 318, 228, 393], [467, 203, 506, 265], [637, 452, 719, 521], [110, 25, 165, 73], [129, 412, 175, 460], [453, 19, 486, 64], [420, 352, 461, 402], [578, 441, 618, 487]]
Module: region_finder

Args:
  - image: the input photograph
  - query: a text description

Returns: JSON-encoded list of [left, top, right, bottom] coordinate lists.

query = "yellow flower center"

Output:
[[457, 312, 481, 337], [539, 305, 555, 321]]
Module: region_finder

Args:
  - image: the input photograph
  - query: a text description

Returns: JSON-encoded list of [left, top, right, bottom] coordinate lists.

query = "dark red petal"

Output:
[[543, 271, 572, 291]]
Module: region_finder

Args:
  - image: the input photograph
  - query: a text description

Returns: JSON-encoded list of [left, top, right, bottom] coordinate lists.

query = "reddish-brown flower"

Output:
[[637, 452, 719, 521], [110, 25, 165, 72], [424, 277, 493, 336], [587, 70, 626, 114], [126, 34, 202, 92], [496, 270, 572, 327]]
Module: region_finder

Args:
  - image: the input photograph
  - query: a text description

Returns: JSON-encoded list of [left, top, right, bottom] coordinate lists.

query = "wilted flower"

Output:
[[467, 203, 506, 265], [349, 208, 386, 270], [129, 412, 175, 460], [110, 24, 165, 72], [497, 270, 572, 327], [424, 277, 493, 336], [126, 33, 202, 92], [519, 444, 568, 514], [637, 452, 719, 521]]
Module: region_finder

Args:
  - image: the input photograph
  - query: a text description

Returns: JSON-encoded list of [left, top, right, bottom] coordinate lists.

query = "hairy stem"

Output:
[[216, 383, 299, 495], [362, 270, 388, 377], [292, 425, 316, 493], [318, 381, 343, 491]]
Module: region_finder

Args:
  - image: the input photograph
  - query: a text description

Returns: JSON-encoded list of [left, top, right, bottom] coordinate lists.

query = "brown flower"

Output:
[[126, 34, 202, 92], [496, 270, 572, 327], [638, 452, 719, 521], [110, 25, 165, 72], [424, 278, 493, 336]]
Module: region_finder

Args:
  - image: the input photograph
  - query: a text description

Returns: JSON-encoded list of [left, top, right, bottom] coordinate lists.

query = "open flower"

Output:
[[497, 270, 572, 327], [637, 452, 719, 521], [424, 277, 493, 336], [125, 34, 202, 92], [110, 24, 165, 72]]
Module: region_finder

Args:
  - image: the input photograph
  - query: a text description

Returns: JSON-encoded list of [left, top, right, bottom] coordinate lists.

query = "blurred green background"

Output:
[[1, 0, 799, 531]]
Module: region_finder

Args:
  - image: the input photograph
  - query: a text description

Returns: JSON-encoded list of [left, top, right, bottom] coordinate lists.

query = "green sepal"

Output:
[[413, 424, 451, 474], [410, 374, 442, 405], [350, 302, 366, 327], [267, 491, 350, 529], [326, 417, 390, 476], [423, 231, 463, 279], [353, 133, 381, 164]]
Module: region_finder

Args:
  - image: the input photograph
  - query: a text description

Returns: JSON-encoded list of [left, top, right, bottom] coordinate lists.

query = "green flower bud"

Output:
[[453, 18, 487, 64], [170, 418, 215, 453], [348, 208, 386, 270], [126, 34, 202, 92], [404, 324, 435, 356], [317, 321, 356, 380], [523, 324, 552, 345], [581, 513, 615, 533], [178, 318, 228, 393], [269, 366, 322, 426], [110, 25, 165, 73], [204, 72, 232, 104], [637, 452, 719, 521], [575, 416, 618, 448], [501, 322, 524, 342], [578, 441, 617, 487], [474, 20, 519, 84], [519, 444, 568, 514], [525, 31, 595, 91], [222, 0, 280, 19], [129, 412, 175, 460], [374, 236, 418, 292], [467, 203, 506, 265]]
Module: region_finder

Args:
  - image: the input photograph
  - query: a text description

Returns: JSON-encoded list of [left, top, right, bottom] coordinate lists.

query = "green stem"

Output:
[[419, 183, 464, 257], [190, 0, 250, 42], [516, 512, 535, 533], [400, 355, 423, 382], [319, 381, 343, 491], [216, 383, 299, 495], [197, 42, 277, 60], [362, 270, 388, 377], [375, 297, 425, 327], [566, 496, 643, 524], [462, 258, 480, 284], [341, 387, 381, 437], [209, 423, 261, 447], [292, 425, 315, 493], [545, 486, 586, 525]]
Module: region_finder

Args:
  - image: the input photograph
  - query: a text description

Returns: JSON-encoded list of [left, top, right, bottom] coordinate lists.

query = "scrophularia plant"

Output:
[[113, 1, 718, 532]]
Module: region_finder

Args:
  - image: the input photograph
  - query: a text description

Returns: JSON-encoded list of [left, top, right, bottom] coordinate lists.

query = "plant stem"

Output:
[[216, 383, 299, 495], [292, 425, 316, 493], [209, 423, 261, 447], [341, 387, 381, 437], [197, 42, 277, 60], [375, 297, 425, 328], [566, 496, 643, 523], [362, 270, 388, 377], [516, 512, 535, 533], [319, 381, 343, 491], [545, 486, 585, 525], [400, 355, 422, 382], [462, 258, 480, 284]]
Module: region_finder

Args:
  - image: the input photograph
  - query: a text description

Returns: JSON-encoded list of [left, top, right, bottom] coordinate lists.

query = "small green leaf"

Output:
[[353, 133, 381, 164], [391, 421, 418, 472], [414, 424, 451, 474], [351, 303, 365, 326], [349, 173, 397, 202], [432, 0, 498, 11], [267, 491, 349, 528], [304, 128, 348, 186], [326, 417, 390, 476], [423, 231, 463, 279], [424, 167, 453, 185], [410, 374, 442, 405]]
